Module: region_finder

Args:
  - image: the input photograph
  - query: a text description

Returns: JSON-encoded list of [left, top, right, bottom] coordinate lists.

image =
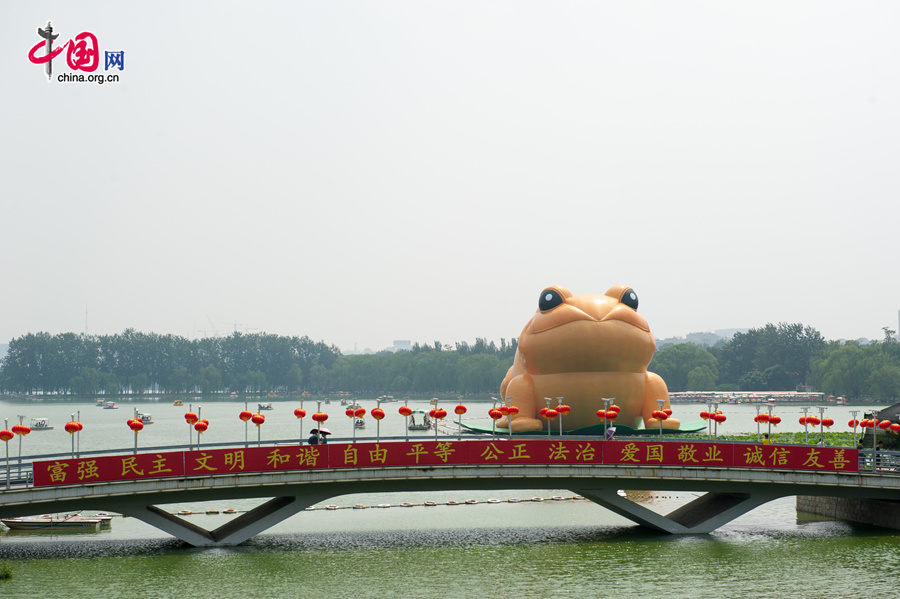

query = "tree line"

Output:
[[1, 325, 897, 400], [649, 324, 900, 401]]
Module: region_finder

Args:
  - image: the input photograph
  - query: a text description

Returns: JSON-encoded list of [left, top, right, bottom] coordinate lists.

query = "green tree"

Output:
[[650, 344, 718, 392]]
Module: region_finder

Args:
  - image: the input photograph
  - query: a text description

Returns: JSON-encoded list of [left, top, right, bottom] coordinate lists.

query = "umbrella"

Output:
[[605, 426, 617, 440], [310, 428, 331, 435]]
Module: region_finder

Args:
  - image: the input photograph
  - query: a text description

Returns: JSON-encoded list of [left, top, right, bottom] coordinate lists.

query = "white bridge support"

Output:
[[3, 463, 898, 547], [575, 489, 782, 534], [120, 493, 332, 547]]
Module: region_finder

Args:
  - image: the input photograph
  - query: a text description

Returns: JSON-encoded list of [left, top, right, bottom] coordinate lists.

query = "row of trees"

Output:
[[649, 324, 900, 401], [1, 325, 897, 400], [0, 330, 340, 395]]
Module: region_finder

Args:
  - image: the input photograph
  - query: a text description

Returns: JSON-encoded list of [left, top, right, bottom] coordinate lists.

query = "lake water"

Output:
[[1, 398, 897, 598]]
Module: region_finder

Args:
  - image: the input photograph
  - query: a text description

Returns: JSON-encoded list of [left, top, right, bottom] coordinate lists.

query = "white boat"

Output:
[[354, 419, 366, 429], [103, 401, 118, 409], [1, 515, 106, 531], [257, 403, 274, 411], [30, 417, 53, 431], [408, 410, 432, 431], [96, 399, 104, 407], [138, 413, 153, 424]]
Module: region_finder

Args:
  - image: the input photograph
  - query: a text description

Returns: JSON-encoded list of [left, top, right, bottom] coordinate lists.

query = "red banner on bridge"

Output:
[[32, 451, 185, 487], [31, 440, 858, 487]]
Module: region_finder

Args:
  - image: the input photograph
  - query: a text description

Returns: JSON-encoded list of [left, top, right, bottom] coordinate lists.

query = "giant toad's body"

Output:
[[498, 285, 680, 432]]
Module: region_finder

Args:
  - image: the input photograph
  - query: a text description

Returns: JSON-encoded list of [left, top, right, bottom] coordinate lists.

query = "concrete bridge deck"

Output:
[[1, 437, 897, 547]]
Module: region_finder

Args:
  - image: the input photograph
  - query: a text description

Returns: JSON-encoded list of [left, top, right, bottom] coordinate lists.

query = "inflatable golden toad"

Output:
[[498, 285, 679, 432]]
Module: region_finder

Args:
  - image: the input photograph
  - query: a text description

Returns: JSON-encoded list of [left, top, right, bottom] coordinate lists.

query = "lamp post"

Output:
[[76, 409, 81, 458], [754, 406, 762, 443], [818, 406, 826, 444], [294, 399, 306, 444], [800, 407, 810, 444], [849, 410, 859, 446], [400, 400, 411, 442], [767, 402, 775, 440], [556, 396, 569, 437], [488, 398, 500, 440], [454, 403, 467, 441], [712, 403, 719, 439], [601, 398, 613, 438], [372, 400, 385, 443], [2, 419, 12, 489]]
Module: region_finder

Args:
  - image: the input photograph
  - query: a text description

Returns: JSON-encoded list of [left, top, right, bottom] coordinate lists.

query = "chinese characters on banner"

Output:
[[32, 440, 858, 487]]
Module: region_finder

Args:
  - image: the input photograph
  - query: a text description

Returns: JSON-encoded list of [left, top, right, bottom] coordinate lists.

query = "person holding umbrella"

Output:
[[308, 428, 331, 445]]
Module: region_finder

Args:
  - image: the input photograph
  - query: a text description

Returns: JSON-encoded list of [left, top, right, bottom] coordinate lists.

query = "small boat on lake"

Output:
[[96, 399, 104, 407], [1, 514, 109, 531], [30, 417, 53, 431], [408, 410, 432, 431], [173, 400, 183, 406], [103, 401, 118, 409], [257, 403, 274, 411], [354, 419, 366, 429], [138, 412, 153, 424]]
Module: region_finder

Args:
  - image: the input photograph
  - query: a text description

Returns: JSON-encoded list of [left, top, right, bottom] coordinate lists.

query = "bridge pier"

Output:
[[574, 489, 782, 534], [121, 493, 332, 547]]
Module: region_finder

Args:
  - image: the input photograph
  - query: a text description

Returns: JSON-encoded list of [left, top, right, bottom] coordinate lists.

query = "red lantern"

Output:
[[399, 406, 412, 417], [11, 424, 30, 436], [239, 410, 252, 422], [435, 408, 447, 419], [663, 408, 672, 417], [758, 413, 769, 423], [596, 409, 607, 419], [540, 408, 549, 417], [454, 404, 467, 415], [807, 416, 820, 426], [557, 404, 572, 415], [545, 409, 558, 420], [345, 408, 355, 418], [891, 423, 900, 433], [860, 419, 871, 429], [65, 421, 80, 434], [194, 419, 209, 433], [879, 420, 891, 430], [251, 413, 265, 426], [354, 408, 366, 418], [606, 410, 618, 421], [651, 410, 661, 419], [128, 419, 143, 432], [294, 408, 306, 419], [0, 430, 12, 442], [371, 408, 385, 420], [488, 408, 502, 420], [770, 416, 781, 425], [312, 412, 328, 423], [608, 405, 621, 414], [499, 405, 510, 416], [822, 418, 834, 428], [185, 412, 199, 425], [428, 409, 436, 418], [507, 406, 519, 417], [700, 411, 710, 420], [714, 413, 726, 423]]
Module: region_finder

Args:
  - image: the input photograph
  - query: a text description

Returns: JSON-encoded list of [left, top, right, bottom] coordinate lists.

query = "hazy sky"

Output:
[[2, 2, 899, 352]]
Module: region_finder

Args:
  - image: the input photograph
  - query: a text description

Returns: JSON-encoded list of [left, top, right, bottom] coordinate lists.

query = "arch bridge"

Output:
[[0, 437, 897, 547]]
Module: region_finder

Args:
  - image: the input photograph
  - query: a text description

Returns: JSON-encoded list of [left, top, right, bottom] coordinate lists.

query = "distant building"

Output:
[[387, 340, 412, 353]]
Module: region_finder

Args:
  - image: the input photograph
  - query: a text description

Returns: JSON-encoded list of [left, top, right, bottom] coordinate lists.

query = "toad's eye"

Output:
[[621, 288, 638, 311], [539, 289, 564, 312]]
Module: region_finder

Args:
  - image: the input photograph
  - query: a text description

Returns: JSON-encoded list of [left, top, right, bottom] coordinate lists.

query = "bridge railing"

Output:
[[2, 436, 899, 491]]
